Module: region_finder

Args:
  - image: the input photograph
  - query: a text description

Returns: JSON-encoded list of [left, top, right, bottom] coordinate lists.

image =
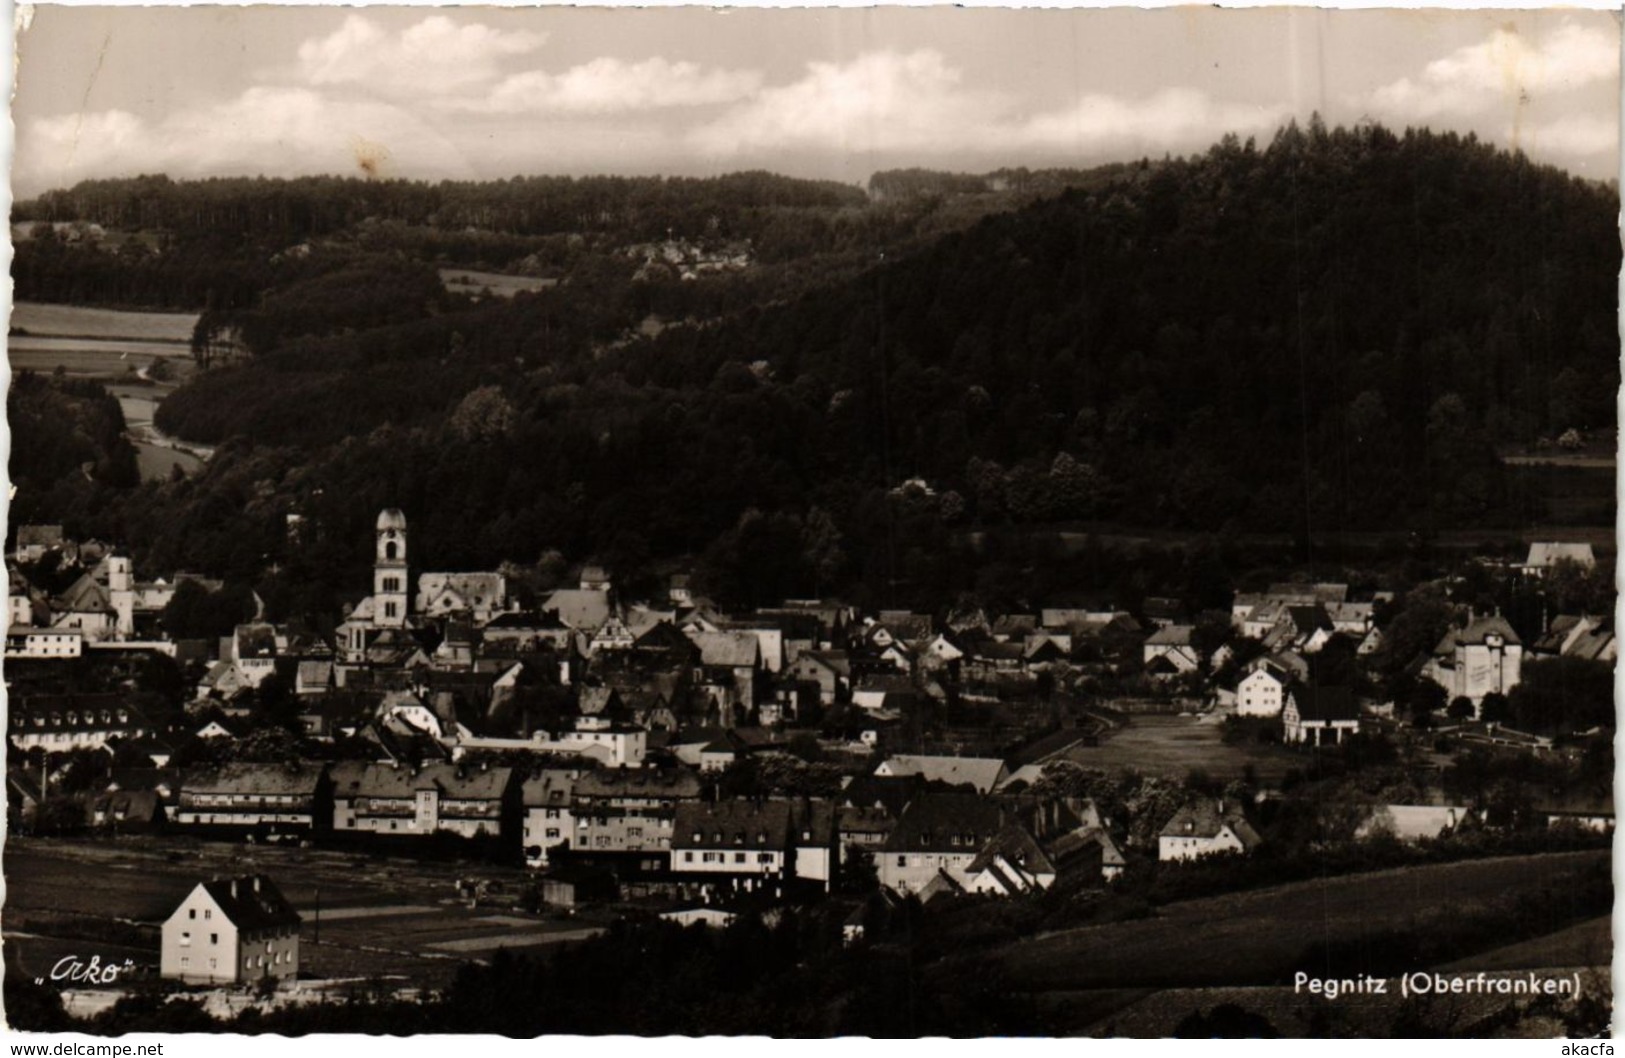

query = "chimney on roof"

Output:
[[253, 876, 261, 893], [231, 879, 239, 900]]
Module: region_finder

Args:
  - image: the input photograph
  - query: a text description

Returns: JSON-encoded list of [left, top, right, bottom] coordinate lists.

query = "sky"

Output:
[[10, 6, 1621, 197]]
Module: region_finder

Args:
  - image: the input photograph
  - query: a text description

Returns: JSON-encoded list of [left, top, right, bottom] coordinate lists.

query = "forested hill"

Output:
[[16, 171, 868, 242], [618, 122, 1619, 529], [25, 123, 1621, 617]]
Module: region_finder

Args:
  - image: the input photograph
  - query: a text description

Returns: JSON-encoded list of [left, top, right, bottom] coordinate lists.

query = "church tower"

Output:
[[374, 509, 409, 628]]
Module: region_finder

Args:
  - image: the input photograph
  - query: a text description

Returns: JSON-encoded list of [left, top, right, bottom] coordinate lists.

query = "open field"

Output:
[[132, 444, 205, 481], [11, 301, 198, 342], [1058, 714, 1303, 782], [9, 337, 194, 377], [3, 838, 601, 989], [1066, 966, 1611, 1037], [438, 268, 557, 299], [1437, 915, 1613, 973], [971, 850, 1609, 995]]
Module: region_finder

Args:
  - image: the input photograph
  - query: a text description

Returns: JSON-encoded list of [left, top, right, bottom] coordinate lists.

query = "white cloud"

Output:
[[1368, 21, 1618, 120], [1517, 114, 1619, 159], [19, 87, 477, 190], [692, 50, 1279, 160], [1004, 89, 1286, 154], [466, 57, 762, 115], [296, 14, 546, 99], [690, 50, 1003, 155]]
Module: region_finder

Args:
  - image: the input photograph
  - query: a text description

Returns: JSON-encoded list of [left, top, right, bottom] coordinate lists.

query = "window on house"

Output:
[[734, 852, 746, 864], [189, 909, 197, 920], [210, 933, 218, 945], [684, 852, 694, 863], [180, 932, 192, 946], [896, 856, 907, 868], [180, 957, 190, 969], [204, 909, 212, 920]]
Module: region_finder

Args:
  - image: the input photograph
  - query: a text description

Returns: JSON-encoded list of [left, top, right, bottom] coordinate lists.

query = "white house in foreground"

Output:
[[160, 875, 301, 986]]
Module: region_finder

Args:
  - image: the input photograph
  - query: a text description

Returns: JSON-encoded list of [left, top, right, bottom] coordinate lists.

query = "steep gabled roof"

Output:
[[1434, 615, 1523, 655], [51, 572, 112, 614], [1288, 685, 1359, 722], [181, 762, 327, 797], [574, 767, 703, 800], [840, 772, 923, 816], [673, 799, 794, 850], [197, 875, 302, 932], [521, 768, 579, 808], [1526, 542, 1595, 568], [543, 589, 612, 630], [967, 823, 1055, 877], [1144, 624, 1195, 647], [1160, 797, 1262, 849], [347, 761, 515, 801], [690, 630, 760, 669], [882, 791, 1006, 854], [1285, 605, 1334, 636]]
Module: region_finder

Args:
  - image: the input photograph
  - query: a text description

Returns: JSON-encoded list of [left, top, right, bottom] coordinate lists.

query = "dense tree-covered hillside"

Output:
[[14, 123, 1619, 617]]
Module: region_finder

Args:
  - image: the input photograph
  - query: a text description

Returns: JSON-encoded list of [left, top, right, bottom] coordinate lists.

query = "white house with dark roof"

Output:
[[1158, 798, 1262, 861], [1143, 624, 1200, 674], [963, 824, 1057, 895], [1235, 662, 1290, 717], [1282, 685, 1361, 745], [416, 571, 507, 624], [522, 769, 579, 866], [572, 767, 704, 858], [878, 791, 1008, 894], [160, 875, 300, 986], [671, 800, 795, 889], [561, 715, 647, 767], [5, 626, 84, 659], [1425, 615, 1523, 708], [174, 762, 331, 829], [329, 761, 518, 839], [8, 695, 147, 752]]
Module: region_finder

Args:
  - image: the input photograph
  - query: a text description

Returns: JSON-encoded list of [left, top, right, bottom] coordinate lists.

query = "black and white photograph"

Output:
[[2, 3, 1618, 1039]]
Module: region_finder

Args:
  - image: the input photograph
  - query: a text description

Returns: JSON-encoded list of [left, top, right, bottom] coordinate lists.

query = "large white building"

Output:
[[1425, 615, 1523, 710], [160, 875, 301, 986], [1158, 799, 1262, 862], [1235, 664, 1288, 717]]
